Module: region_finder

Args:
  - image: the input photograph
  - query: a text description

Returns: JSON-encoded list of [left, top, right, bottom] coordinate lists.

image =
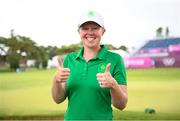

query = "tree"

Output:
[[58, 43, 81, 55], [6, 50, 20, 70], [6, 34, 21, 70], [156, 27, 163, 38], [118, 45, 128, 52], [4, 30, 50, 70], [165, 27, 169, 37], [0, 37, 8, 65], [37, 46, 48, 69], [46, 45, 58, 59], [104, 44, 118, 50], [0, 36, 7, 44]]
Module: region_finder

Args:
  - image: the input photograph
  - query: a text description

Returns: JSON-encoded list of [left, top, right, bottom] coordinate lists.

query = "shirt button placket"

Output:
[[83, 63, 88, 80]]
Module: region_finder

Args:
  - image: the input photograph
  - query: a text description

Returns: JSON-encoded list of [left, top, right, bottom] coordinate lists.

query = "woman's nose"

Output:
[[86, 28, 94, 34]]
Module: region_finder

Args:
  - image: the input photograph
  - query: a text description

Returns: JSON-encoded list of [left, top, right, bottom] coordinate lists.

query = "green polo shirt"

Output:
[[63, 45, 127, 120]]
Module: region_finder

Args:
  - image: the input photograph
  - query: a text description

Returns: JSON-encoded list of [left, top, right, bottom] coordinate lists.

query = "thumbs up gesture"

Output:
[[54, 56, 70, 83], [96, 63, 117, 88]]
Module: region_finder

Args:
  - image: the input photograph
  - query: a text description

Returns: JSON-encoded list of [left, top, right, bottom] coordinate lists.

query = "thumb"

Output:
[[57, 56, 63, 67], [105, 63, 111, 72]]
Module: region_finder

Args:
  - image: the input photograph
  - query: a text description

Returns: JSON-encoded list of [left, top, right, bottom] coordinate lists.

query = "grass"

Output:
[[0, 68, 180, 120]]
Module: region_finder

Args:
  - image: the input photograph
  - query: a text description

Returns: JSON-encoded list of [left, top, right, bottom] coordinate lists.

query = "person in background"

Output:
[[51, 10, 128, 120]]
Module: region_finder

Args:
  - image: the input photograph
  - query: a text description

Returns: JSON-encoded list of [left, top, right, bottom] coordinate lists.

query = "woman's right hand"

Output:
[[54, 56, 70, 83]]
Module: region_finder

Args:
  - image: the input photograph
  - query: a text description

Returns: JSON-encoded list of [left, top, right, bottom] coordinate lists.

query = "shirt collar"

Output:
[[75, 46, 84, 60], [96, 45, 108, 60], [75, 45, 108, 60]]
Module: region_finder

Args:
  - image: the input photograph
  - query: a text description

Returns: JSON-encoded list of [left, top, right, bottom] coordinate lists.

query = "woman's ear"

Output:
[[102, 28, 106, 35], [77, 28, 80, 33]]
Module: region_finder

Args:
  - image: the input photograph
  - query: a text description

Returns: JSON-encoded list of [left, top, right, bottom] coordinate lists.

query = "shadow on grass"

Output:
[[1, 110, 180, 120], [0, 113, 64, 120], [113, 110, 180, 120]]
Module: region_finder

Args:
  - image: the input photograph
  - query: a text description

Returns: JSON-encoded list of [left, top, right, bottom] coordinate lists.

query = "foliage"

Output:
[[104, 44, 118, 50], [46, 45, 59, 59], [0, 31, 59, 70], [0, 37, 8, 64], [156, 27, 163, 37], [6, 51, 20, 71], [118, 45, 128, 51], [156, 26, 170, 38], [58, 43, 81, 55]]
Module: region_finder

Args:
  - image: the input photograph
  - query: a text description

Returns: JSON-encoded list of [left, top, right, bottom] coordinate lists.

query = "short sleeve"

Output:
[[112, 55, 127, 85]]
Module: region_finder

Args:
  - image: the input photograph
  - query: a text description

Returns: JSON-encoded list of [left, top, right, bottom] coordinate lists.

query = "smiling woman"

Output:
[[51, 10, 128, 120]]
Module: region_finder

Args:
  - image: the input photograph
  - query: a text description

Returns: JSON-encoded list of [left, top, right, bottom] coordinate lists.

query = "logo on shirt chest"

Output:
[[98, 63, 106, 73]]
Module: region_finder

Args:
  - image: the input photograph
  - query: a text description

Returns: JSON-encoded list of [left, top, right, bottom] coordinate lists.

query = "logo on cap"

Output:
[[88, 11, 94, 17], [78, 10, 104, 27]]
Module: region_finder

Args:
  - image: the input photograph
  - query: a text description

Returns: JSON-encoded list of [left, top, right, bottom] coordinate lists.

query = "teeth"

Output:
[[87, 37, 95, 41]]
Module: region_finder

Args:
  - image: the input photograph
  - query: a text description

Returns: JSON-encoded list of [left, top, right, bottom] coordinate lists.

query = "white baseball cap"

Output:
[[78, 10, 104, 27]]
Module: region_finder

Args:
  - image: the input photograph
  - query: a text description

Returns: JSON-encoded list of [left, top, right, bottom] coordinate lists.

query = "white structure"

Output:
[[47, 56, 59, 68], [27, 60, 36, 67], [109, 50, 129, 58]]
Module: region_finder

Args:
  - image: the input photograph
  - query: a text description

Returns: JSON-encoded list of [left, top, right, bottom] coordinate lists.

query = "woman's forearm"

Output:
[[51, 77, 66, 104], [110, 82, 128, 110]]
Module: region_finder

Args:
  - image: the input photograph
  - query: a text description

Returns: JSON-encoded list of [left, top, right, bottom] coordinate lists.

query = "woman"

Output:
[[51, 10, 128, 120]]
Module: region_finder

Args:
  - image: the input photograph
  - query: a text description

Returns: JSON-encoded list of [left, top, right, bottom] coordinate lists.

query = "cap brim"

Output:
[[79, 21, 102, 27]]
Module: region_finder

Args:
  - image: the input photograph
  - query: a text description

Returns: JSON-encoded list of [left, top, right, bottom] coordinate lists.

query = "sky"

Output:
[[0, 0, 179, 49]]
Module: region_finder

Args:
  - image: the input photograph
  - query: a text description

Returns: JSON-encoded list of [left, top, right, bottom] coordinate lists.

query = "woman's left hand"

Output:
[[96, 63, 118, 88]]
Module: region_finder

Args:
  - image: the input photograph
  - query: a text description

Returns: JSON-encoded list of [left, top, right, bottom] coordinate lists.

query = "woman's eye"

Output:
[[92, 27, 99, 30], [82, 28, 88, 31]]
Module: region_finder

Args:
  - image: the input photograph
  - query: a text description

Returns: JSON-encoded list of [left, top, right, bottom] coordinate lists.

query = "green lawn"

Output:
[[0, 68, 180, 120]]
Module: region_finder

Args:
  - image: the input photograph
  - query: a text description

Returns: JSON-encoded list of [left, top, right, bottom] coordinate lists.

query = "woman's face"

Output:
[[78, 22, 105, 49]]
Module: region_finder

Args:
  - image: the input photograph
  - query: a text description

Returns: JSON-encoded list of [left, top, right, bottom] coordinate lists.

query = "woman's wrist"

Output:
[[110, 78, 118, 89]]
